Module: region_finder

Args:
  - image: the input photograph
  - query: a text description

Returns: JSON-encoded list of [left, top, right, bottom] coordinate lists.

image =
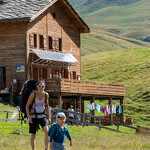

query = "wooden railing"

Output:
[[46, 79, 125, 96], [0, 110, 21, 121], [51, 108, 136, 133], [0, 108, 136, 133]]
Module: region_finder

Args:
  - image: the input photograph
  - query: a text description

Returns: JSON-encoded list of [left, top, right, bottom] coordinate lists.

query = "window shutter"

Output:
[[29, 34, 34, 48], [33, 34, 37, 48], [44, 36, 47, 50], [53, 38, 59, 50], [59, 38, 62, 51], [49, 36, 53, 50], [39, 35, 44, 49]]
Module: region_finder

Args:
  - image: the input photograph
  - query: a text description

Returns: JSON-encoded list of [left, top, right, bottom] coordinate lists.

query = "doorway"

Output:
[[0, 67, 6, 90]]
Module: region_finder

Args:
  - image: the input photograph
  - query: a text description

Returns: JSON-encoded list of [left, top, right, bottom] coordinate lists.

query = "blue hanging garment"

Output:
[[119, 105, 122, 114]]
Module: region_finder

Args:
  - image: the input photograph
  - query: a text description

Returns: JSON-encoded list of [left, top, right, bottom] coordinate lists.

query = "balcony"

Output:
[[46, 79, 125, 97]]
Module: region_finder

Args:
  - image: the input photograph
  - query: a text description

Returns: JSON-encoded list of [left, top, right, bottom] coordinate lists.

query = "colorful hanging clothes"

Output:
[[91, 103, 93, 110], [104, 106, 108, 116], [97, 104, 100, 113], [107, 105, 111, 115], [100, 106, 104, 113], [92, 103, 95, 110], [119, 105, 122, 114], [113, 105, 116, 114], [86, 103, 91, 112], [116, 106, 119, 116], [95, 104, 98, 111]]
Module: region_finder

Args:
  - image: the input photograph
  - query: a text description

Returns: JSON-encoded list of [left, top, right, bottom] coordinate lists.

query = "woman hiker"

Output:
[[26, 80, 51, 150]]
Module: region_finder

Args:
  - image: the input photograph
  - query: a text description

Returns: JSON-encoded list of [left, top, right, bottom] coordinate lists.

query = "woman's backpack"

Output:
[[20, 80, 38, 118]]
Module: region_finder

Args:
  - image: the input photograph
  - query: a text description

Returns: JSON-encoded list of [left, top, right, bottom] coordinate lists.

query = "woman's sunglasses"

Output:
[[37, 85, 45, 88]]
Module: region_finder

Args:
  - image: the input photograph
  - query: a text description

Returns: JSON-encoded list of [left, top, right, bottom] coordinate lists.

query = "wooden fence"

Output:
[[0, 108, 137, 133], [0, 110, 22, 121], [51, 108, 137, 133]]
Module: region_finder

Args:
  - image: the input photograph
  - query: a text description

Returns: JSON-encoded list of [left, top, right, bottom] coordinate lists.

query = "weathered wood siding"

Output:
[[0, 22, 27, 88], [27, 2, 81, 80]]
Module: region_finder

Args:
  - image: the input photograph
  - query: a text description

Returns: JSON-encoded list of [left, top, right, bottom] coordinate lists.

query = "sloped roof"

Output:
[[0, 0, 51, 21], [0, 0, 90, 33]]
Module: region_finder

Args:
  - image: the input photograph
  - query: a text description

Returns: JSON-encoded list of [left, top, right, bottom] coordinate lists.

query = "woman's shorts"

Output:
[[29, 118, 48, 134]]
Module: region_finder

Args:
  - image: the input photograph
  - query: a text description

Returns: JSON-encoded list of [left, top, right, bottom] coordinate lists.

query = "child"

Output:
[[49, 112, 72, 150], [76, 108, 80, 127]]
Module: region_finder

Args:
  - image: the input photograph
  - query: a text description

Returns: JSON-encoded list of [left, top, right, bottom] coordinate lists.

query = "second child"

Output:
[[48, 112, 72, 150]]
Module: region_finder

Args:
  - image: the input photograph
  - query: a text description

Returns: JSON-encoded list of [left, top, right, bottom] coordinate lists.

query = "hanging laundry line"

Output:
[[86, 103, 123, 116]]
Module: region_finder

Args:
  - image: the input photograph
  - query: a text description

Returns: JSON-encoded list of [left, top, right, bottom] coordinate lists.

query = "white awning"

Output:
[[31, 49, 78, 66]]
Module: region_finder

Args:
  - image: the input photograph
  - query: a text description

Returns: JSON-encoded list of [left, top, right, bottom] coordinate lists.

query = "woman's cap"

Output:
[[56, 112, 66, 118]]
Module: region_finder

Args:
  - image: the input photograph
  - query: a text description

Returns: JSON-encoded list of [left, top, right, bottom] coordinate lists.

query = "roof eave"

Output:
[[0, 17, 30, 23], [30, 0, 57, 22], [61, 0, 90, 33]]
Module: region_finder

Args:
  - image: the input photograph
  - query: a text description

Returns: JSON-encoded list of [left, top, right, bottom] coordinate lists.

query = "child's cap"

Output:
[[56, 112, 66, 118]]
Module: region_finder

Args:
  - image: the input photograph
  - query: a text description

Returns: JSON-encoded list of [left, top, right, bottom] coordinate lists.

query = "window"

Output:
[[52, 12, 56, 19], [59, 38, 62, 51], [49, 36, 53, 50], [39, 35, 44, 49], [33, 34, 37, 48]]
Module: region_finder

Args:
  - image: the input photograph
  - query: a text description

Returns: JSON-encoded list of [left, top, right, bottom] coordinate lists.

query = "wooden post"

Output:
[[31, 66, 33, 79], [6, 112, 8, 122], [109, 97, 113, 125], [82, 113, 85, 127], [58, 92, 62, 109], [99, 117, 101, 130], [51, 109, 53, 124], [78, 94, 81, 113], [91, 95, 95, 123], [120, 97, 124, 123]]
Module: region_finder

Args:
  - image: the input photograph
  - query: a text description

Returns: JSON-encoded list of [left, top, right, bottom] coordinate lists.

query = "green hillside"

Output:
[[68, 0, 140, 15], [84, 0, 150, 40], [82, 48, 150, 125], [69, 0, 150, 42], [81, 27, 150, 56]]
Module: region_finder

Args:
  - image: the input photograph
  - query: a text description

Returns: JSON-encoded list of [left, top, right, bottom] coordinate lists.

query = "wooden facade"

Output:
[[0, 0, 125, 123], [0, 22, 27, 89], [27, 1, 82, 82]]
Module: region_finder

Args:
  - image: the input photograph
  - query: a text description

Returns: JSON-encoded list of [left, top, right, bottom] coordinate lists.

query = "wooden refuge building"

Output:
[[0, 0, 125, 122]]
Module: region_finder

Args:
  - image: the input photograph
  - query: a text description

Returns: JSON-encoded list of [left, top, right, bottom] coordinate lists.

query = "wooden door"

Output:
[[64, 70, 69, 79], [33, 67, 38, 80], [73, 71, 76, 80], [0, 67, 6, 90], [42, 68, 47, 80]]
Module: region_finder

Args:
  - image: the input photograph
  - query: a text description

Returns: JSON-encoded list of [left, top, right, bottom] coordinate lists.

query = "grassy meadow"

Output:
[[0, 102, 150, 150]]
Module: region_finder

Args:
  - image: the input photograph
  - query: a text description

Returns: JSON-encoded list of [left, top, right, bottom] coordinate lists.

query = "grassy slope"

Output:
[[69, 0, 150, 40], [82, 48, 150, 125], [81, 27, 150, 56], [68, 0, 140, 15], [83, 0, 150, 40]]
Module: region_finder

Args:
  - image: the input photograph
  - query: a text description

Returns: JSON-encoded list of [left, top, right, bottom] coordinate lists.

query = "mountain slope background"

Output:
[[82, 48, 150, 125], [68, 0, 140, 15], [69, 0, 150, 43], [81, 27, 150, 56]]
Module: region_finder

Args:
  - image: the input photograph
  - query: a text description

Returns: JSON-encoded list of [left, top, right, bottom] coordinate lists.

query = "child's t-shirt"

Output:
[[49, 123, 72, 143]]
